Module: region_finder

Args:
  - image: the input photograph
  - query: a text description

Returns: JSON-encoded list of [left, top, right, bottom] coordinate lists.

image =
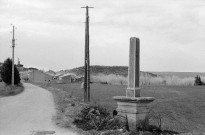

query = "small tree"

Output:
[[194, 75, 204, 86], [0, 58, 20, 85]]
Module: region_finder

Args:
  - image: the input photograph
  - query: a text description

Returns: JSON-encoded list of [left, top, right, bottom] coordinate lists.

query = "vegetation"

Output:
[[31, 82, 85, 133], [91, 74, 127, 85], [73, 104, 125, 131], [59, 65, 157, 77], [194, 75, 205, 85], [140, 76, 195, 86], [0, 58, 20, 85], [152, 72, 205, 78], [0, 82, 24, 97], [44, 83, 205, 132], [91, 73, 205, 86]]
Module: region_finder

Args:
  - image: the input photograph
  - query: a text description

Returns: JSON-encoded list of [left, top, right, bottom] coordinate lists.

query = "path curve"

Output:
[[0, 83, 77, 135]]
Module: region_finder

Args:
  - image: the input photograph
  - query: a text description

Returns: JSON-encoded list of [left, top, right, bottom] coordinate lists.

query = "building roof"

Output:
[[59, 72, 77, 78], [20, 70, 54, 77]]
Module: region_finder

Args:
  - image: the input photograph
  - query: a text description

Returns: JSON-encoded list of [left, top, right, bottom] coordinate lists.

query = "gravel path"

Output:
[[0, 83, 77, 135]]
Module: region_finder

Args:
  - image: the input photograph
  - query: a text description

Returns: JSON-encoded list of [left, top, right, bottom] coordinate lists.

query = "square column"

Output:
[[113, 37, 154, 131], [126, 37, 140, 97]]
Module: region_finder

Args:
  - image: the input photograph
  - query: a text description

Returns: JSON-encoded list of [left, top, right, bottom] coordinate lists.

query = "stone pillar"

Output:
[[113, 37, 154, 131], [126, 37, 140, 97]]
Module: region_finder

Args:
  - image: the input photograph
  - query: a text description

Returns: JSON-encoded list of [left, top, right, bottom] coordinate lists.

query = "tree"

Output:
[[0, 58, 20, 85], [194, 75, 204, 86]]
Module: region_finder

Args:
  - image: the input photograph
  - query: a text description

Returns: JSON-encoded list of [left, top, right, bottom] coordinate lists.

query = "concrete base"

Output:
[[113, 96, 155, 130]]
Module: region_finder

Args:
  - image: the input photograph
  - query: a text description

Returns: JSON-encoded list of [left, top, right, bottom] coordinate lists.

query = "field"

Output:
[[152, 72, 205, 78], [45, 82, 205, 133], [91, 74, 205, 86]]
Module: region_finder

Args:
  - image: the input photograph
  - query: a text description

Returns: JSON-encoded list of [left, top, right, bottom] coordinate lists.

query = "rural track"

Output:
[[0, 83, 77, 135]]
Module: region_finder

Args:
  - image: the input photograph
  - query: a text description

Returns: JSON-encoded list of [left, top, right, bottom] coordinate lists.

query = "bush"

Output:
[[73, 104, 123, 131], [0, 58, 20, 85], [194, 75, 205, 86]]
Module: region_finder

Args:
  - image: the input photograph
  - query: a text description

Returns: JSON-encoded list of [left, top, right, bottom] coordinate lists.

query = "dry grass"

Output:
[[91, 74, 127, 85], [140, 76, 195, 86], [91, 74, 202, 86], [201, 76, 205, 82], [44, 82, 205, 132]]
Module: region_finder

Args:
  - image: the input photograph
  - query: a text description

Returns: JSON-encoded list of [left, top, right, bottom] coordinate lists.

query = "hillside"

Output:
[[45, 70, 56, 76], [65, 65, 158, 77]]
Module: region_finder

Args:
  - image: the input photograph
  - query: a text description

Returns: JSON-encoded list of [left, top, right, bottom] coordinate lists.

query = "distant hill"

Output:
[[45, 70, 56, 76], [151, 72, 205, 78], [64, 65, 158, 77]]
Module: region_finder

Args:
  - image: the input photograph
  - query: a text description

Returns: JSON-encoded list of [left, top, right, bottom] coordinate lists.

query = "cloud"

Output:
[[0, 0, 205, 71]]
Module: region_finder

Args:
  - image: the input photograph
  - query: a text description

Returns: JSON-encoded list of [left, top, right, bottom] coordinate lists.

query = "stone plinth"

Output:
[[113, 96, 154, 130]]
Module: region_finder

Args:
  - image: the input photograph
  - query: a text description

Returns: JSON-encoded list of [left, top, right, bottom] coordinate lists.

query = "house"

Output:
[[58, 74, 72, 83], [20, 71, 31, 81], [55, 73, 84, 84], [57, 73, 76, 83], [74, 76, 84, 83], [27, 70, 54, 83]]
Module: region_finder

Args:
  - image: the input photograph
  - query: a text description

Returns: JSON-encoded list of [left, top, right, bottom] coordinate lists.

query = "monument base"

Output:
[[113, 96, 155, 130], [126, 87, 141, 97]]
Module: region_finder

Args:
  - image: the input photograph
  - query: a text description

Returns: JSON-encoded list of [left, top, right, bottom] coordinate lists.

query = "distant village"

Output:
[[0, 59, 84, 84]]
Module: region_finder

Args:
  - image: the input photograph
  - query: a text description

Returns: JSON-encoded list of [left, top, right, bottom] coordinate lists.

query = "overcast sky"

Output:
[[0, 0, 204, 72]]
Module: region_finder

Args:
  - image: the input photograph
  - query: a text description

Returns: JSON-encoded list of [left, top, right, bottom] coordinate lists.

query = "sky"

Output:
[[0, 0, 205, 72]]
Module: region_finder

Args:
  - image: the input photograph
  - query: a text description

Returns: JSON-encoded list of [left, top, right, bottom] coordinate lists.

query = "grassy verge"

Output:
[[0, 82, 24, 97], [43, 83, 205, 133], [31, 82, 205, 134]]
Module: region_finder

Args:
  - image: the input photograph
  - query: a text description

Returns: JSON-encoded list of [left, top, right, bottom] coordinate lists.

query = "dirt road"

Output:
[[0, 83, 77, 135]]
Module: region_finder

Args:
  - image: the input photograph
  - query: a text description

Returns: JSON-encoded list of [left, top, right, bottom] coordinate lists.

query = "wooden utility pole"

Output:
[[81, 6, 93, 102], [11, 25, 15, 86]]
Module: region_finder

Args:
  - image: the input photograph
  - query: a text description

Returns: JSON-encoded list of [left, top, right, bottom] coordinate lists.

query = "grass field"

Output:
[[91, 73, 205, 86], [43, 83, 205, 133]]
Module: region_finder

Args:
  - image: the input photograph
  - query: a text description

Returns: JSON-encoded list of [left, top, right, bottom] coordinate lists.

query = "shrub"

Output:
[[73, 104, 123, 131], [0, 58, 20, 85], [194, 75, 205, 86]]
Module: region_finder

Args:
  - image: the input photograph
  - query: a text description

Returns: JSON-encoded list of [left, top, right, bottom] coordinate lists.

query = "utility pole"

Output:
[[11, 25, 15, 86], [81, 6, 93, 102]]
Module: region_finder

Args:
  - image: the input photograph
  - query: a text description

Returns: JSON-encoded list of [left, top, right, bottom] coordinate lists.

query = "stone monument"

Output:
[[113, 37, 155, 130]]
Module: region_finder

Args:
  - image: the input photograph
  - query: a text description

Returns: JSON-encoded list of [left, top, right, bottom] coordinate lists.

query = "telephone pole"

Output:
[[81, 6, 93, 102], [11, 25, 15, 86]]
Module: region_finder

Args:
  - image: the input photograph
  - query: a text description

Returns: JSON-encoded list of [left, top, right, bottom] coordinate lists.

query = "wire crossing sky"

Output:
[[0, 0, 205, 72]]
